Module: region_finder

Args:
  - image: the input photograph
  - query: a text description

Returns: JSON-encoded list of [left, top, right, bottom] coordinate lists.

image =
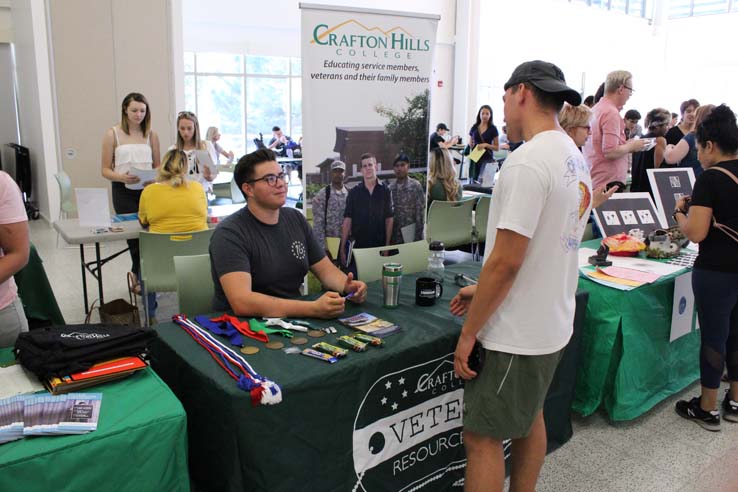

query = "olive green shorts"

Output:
[[463, 348, 564, 440]]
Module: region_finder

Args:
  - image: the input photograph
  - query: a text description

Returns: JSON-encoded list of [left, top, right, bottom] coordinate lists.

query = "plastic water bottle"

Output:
[[428, 241, 445, 284]]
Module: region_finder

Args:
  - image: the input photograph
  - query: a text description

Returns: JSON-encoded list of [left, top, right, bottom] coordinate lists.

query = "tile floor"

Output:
[[29, 219, 738, 492]]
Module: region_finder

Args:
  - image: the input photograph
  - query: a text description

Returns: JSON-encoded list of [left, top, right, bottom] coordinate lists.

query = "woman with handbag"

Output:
[[468, 105, 499, 183], [101, 92, 160, 298], [673, 104, 738, 431]]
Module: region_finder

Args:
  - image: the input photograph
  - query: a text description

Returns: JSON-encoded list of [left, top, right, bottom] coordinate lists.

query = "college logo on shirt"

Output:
[[291, 241, 306, 261]]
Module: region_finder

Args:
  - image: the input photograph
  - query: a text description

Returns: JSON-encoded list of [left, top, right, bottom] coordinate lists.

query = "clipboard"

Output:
[[469, 145, 486, 163]]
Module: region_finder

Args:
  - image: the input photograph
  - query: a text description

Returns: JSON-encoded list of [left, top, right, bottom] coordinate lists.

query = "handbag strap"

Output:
[[84, 299, 100, 324], [706, 166, 738, 244], [127, 272, 139, 308]]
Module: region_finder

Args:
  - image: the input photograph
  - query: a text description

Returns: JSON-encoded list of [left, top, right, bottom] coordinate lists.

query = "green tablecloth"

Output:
[[14, 244, 65, 327], [573, 240, 700, 421], [150, 262, 585, 492], [0, 351, 190, 492]]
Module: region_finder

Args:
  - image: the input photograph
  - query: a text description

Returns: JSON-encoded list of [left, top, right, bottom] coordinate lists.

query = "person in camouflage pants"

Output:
[[312, 160, 348, 259], [389, 153, 426, 244]]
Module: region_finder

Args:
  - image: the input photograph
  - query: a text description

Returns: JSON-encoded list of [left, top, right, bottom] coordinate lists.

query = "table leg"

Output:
[[96, 242, 104, 304], [80, 244, 89, 314]]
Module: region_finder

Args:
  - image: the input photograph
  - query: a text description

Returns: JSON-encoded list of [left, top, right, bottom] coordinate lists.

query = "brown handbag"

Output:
[[84, 273, 141, 327]]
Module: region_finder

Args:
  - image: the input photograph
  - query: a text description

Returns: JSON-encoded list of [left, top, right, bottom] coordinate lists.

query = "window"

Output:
[[183, 52, 302, 156], [569, 0, 654, 18], [668, 0, 732, 17]]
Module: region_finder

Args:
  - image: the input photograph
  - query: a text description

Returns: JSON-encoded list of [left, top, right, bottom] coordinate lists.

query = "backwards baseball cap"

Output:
[[436, 123, 449, 131], [504, 60, 582, 106], [331, 160, 346, 171]]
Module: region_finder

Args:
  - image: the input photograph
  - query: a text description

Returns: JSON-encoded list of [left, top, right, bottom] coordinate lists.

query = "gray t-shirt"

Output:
[[209, 206, 325, 312]]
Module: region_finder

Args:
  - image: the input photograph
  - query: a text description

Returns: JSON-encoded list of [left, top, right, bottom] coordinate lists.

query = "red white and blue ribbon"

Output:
[[172, 314, 282, 406]]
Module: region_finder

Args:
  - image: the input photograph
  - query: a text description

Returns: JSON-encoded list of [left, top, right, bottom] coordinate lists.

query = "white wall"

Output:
[[0, 0, 11, 42], [11, 0, 59, 221]]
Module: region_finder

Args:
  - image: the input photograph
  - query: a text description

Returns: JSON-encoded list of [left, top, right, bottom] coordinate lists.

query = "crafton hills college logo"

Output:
[[311, 19, 430, 52], [351, 353, 466, 492]]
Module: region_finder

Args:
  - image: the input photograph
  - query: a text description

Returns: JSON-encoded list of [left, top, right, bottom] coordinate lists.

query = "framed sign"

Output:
[[647, 167, 696, 227], [592, 192, 666, 238]]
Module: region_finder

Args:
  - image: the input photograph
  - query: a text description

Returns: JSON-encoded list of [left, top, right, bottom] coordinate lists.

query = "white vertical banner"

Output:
[[670, 271, 695, 342], [300, 3, 439, 207]]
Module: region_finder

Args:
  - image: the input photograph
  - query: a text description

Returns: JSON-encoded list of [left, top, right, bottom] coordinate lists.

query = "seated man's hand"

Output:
[[312, 291, 346, 319], [344, 272, 367, 304]]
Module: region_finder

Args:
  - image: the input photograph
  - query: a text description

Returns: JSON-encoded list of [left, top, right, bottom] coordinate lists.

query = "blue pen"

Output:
[[344, 292, 355, 299]]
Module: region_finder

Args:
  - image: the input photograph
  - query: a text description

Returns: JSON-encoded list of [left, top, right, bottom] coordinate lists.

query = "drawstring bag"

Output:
[[84, 273, 140, 327]]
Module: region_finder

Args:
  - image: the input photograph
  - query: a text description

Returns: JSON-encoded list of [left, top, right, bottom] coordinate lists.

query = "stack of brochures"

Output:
[[338, 312, 400, 337], [0, 393, 102, 444], [45, 356, 147, 395]]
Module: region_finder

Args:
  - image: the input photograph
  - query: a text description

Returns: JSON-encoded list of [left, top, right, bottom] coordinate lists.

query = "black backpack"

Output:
[[14, 324, 157, 378]]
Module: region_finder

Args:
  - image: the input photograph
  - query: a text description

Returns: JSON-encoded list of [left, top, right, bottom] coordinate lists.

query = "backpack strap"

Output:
[[706, 166, 738, 244]]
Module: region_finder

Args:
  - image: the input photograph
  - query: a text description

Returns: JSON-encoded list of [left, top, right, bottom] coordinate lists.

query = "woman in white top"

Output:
[[101, 92, 160, 294], [206, 126, 234, 164], [172, 112, 217, 191]]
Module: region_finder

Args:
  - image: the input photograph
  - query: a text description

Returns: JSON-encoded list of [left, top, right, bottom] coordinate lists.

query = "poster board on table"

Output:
[[647, 167, 696, 227], [592, 192, 666, 238]]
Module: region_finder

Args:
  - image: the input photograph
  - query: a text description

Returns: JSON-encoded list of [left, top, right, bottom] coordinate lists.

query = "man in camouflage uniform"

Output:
[[312, 160, 348, 259], [389, 153, 425, 244]]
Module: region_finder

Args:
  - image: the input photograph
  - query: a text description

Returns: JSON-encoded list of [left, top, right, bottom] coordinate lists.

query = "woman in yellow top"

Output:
[[138, 150, 208, 321], [139, 149, 208, 234]]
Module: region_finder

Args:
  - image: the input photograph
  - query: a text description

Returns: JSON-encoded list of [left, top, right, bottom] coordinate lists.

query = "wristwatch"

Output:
[[672, 209, 686, 221]]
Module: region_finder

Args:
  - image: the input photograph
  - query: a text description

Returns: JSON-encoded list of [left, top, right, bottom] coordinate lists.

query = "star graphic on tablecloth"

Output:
[[398, 377, 405, 385], [385, 380, 392, 390], [391, 402, 398, 411], [402, 390, 408, 398], [381, 396, 387, 405]]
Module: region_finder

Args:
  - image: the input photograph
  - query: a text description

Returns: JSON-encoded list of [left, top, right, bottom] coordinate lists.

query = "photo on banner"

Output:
[[300, 4, 439, 243]]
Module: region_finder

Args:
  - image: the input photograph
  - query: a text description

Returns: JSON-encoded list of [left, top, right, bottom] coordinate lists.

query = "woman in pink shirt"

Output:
[[0, 171, 29, 347]]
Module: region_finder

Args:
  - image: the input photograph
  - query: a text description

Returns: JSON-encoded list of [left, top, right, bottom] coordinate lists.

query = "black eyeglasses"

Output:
[[623, 85, 635, 93], [247, 173, 289, 187]]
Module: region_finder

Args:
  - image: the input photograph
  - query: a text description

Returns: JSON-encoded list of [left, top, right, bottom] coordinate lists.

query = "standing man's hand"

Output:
[[627, 139, 649, 153], [454, 332, 478, 380]]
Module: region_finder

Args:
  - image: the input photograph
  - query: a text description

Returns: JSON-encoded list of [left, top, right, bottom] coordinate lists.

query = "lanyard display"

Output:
[[173, 315, 282, 406]]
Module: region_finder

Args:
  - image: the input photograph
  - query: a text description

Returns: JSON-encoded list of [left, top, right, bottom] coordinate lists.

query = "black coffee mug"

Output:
[[416, 277, 444, 306]]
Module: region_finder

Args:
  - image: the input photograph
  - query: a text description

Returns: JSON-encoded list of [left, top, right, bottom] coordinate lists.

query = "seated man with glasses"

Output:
[[209, 149, 367, 318]]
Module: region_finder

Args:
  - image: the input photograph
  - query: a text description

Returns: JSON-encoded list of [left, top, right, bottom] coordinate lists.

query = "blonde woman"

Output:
[[101, 92, 161, 294], [559, 103, 617, 209], [427, 147, 461, 207], [206, 126, 234, 164], [138, 149, 208, 234], [559, 102, 592, 149], [172, 111, 218, 190], [138, 149, 208, 321]]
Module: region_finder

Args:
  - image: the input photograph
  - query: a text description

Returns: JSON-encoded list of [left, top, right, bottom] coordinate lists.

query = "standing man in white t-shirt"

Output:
[[450, 61, 592, 491]]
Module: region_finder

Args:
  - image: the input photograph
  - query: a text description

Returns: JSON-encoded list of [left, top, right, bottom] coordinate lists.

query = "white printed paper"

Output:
[[636, 210, 655, 224], [603, 211, 620, 226], [401, 223, 416, 243], [75, 188, 111, 227], [670, 272, 695, 342], [125, 168, 158, 190], [620, 210, 638, 225], [0, 365, 45, 400]]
